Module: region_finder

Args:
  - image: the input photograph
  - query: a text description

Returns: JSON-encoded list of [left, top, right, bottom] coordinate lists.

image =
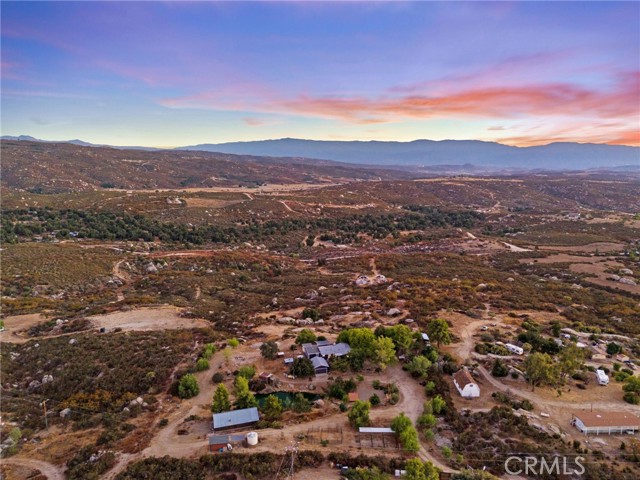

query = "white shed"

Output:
[[453, 368, 480, 398]]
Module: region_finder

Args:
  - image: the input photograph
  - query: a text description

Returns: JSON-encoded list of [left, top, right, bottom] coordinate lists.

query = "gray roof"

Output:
[[316, 339, 332, 346], [318, 342, 351, 357], [302, 343, 320, 356], [359, 427, 394, 434], [212, 407, 260, 429], [311, 356, 329, 369], [208, 434, 246, 445]]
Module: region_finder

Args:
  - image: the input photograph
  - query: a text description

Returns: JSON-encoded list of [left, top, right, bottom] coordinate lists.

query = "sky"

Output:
[[1, 1, 639, 147]]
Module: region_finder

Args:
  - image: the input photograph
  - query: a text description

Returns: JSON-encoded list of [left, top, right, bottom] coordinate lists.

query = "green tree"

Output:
[[373, 336, 396, 369], [431, 395, 446, 415], [228, 338, 240, 348], [407, 355, 432, 378], [260, 341, 279, 360], [348, 400, 371, 429], [296, 329, 317, 345], [211, 384, 231, 413], [379, 324, 415, 354], [301, 307, 320, 321], [236, 365, 256, 380], [291, 392, 311, 413], [558, 343, 586, 379], [491, 358, 509, 377], [623, 376, 640, 404], [391, 412, 412, 434], [399, 426, 420, 452], [607, 342, 622, 355], [177, 373, 199, 399], [261, 394, 284, 421], [233, 376, 257, 409], [405, 458, 439, 480], [426, 318, 451, 348], [524, 352, 558, 391], [290, 357, 315, 377]]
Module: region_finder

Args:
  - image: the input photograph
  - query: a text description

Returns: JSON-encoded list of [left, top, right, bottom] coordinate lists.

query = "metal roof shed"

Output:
[[212, 407, 260, 431]]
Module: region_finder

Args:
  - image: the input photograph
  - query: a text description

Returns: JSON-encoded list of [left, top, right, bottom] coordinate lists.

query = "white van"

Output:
[[596, 369, 609, 386]]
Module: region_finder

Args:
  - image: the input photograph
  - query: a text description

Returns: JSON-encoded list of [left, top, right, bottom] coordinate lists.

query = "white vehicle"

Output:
[[596, 369, 609, 386], [505, 343, 524, 355]]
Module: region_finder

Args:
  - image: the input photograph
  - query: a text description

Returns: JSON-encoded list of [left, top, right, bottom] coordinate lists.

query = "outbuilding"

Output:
[[212, 407, 260, 432], [311, 356, 329, 375], [572, 411, 640, 435], [452, 368, 480, 398]]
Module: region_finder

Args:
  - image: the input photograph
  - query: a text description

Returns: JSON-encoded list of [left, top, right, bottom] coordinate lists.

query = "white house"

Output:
[[596, 369, 609, 386], [453, 368, 480, 398], [505, 343, 524, 355]]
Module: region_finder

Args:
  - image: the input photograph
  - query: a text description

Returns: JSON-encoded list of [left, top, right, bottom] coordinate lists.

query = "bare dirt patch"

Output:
[[88, 306, 210, 331], [536, 242, 625, 253], [184, 198, 246, 208], [1, 313, 48, 343]]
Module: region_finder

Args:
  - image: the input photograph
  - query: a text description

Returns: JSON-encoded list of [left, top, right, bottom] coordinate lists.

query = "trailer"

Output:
[[596, 369, 609, 386]]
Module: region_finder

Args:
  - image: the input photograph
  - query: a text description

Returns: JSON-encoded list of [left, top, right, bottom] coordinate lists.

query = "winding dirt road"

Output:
[[1, 457, 65, 480]]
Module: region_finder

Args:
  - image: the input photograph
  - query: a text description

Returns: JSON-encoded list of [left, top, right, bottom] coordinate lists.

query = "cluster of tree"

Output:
[[1, 206, 483, 245], [524, 343, 587, 391], [260, 340, 279, 360], [374, 324, 416, 355], [391, 413, 420, 453], [337, 328, 396, 370]]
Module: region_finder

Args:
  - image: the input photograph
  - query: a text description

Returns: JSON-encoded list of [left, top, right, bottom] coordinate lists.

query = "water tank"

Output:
[[246, 431, 258, 446]]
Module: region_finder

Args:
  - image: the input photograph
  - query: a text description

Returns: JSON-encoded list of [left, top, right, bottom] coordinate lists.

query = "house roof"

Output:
[[318, 343, 351, 357], [421, 333, 430, 341], [259, 372, 273, 379], [453, 369, 476, 389], [302, 343, 320, 356], [574, 411, 640, 428], [311, 356, 329, 369], [212, 407, 260, 429]]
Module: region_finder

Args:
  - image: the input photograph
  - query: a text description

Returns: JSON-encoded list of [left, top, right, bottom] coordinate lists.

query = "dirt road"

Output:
[[1, 457, 65, 480]]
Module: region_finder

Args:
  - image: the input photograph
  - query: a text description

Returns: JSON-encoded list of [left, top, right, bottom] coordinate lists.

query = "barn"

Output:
[[212, 407, 260, 432]]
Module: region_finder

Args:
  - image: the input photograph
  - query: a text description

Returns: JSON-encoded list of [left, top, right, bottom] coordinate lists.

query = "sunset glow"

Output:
[[2, 1, 639, 147]]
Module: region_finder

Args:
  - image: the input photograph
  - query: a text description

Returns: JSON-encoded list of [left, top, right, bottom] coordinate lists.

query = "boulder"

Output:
[[60, 408, 71, 418], [386, 308, 402, 316], [42, 374, 54, 384], [619, 277, 637, 286], [146, 262, 158, 274]]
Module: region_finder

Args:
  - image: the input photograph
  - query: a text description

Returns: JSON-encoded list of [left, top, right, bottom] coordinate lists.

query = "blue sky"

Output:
[[1, 1, 638, 147]]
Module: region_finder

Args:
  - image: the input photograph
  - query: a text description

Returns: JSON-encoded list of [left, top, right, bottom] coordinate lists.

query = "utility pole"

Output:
[[41, 399, 49, 430]]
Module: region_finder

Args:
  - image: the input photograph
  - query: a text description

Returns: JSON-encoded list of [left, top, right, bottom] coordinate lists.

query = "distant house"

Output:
[[452, 369, 480, 398], [283, 357, 294, 365], [572, 411, 640, 435], [311, 356, 329, 375], [212, 407, 260, 432], [259, 372, 274, 384]]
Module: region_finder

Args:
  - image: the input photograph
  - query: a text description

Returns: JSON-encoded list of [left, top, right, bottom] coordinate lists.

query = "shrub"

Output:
[[369, 394, 381, 406], [260, 341, 279, 360], [212, 372, 224, 383], [195, 357, 209, 372], [228, 338, 240, 348], [178, 374, 199, 399], [491, 359, 509, 377]]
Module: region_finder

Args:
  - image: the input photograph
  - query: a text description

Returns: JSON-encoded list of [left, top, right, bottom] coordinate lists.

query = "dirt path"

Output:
[[477, 366, 638, 413], [369, 257, 379, 276], [1, 457, 65, 480], [279, 200, 295, 212]]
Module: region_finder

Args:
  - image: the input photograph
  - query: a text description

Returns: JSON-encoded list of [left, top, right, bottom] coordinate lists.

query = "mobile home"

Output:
[[596, 369, 609, 386], [505, 343, 524, 355]]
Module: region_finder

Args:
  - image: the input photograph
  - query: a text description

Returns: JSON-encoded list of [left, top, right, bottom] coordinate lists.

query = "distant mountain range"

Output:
[[179, 138, 639, 170], [3, 135, 638, 170], [0, 135, 158, 151]]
